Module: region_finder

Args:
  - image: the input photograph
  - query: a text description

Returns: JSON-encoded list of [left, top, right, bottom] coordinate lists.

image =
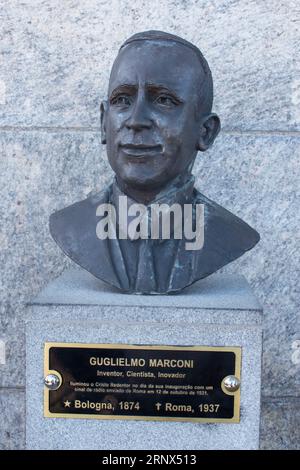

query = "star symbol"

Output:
[[64, 400, 71, 408]]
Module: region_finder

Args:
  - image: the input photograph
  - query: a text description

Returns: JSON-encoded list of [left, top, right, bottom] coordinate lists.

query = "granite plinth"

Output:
[[26, 268, 263, 450]]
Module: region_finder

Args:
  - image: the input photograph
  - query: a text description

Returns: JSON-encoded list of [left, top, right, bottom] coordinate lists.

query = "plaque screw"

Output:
[[44, 374, 61, 390], [223, 375, 240, 392]]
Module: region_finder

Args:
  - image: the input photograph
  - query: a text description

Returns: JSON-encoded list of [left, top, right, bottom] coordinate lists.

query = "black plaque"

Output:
[[44, 343, 241, 423]]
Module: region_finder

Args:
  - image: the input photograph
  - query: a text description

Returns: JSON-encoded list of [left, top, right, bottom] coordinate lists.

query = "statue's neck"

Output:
[[115, 172, 195, 206], [115, 178, 162, 205]]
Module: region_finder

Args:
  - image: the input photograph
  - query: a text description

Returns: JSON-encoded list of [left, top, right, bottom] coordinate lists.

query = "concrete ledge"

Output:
[[30, 268, 262, 311]]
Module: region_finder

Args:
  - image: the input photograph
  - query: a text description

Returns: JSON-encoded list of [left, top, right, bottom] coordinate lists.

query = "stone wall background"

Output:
[[0, 0, 299, 449]]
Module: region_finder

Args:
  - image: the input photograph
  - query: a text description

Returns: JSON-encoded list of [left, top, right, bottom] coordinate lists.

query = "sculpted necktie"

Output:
[[134, 238, 157, 293]]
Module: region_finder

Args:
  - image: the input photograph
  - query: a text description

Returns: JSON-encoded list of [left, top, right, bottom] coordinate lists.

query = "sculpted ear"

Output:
[[100, 100, 108, 144], [197, 113, 221, 151]]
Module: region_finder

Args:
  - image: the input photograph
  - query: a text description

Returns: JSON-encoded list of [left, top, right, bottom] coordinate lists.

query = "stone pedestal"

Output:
[[26, 268, 262, 450]]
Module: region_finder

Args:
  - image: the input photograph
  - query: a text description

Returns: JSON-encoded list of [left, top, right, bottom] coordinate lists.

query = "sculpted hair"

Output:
[[119, 30, 214, 114]]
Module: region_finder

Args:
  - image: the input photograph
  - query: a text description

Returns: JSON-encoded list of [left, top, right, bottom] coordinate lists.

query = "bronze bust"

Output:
[[50, 30, 259, 294]]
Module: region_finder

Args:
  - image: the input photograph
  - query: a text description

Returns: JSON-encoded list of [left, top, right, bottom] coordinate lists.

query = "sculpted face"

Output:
[[101, 40, 219, 192]]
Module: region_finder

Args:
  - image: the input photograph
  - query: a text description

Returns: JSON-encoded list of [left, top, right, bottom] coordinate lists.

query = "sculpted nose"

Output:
[[125, 98, 152, 130]]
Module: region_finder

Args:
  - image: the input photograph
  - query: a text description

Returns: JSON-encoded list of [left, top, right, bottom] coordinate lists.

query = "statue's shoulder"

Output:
[[48, 183, 122, 288], [49, 186, 111, 256], [192, 187, 260, 254]]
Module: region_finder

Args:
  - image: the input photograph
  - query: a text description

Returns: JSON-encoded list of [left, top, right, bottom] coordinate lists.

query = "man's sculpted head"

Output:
[[101, 31, 220, 198]]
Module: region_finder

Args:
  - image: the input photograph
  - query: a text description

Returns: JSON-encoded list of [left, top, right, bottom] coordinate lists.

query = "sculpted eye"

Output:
[[155, 95, 177, 107], [110, 95, 131, 106]]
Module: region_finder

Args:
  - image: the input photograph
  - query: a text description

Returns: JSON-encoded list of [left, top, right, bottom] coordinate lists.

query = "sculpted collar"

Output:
[[110, 174, 195, 241]]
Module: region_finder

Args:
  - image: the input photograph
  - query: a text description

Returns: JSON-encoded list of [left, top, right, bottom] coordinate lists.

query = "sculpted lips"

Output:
[[120, 143, 163, 157]]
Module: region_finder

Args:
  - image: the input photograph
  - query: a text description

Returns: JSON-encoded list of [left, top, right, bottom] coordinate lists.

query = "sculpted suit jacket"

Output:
[[49, 177, 259, 294]]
